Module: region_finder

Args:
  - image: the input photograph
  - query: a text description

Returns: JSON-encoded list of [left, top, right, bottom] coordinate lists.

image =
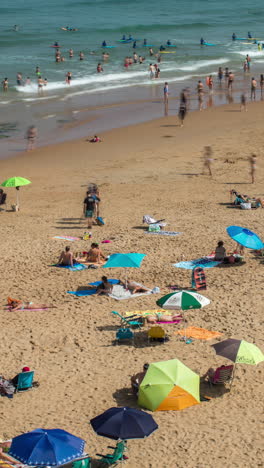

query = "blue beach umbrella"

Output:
[[9, 428, 85, 466], [103, 253, 146, 284], [226, 226, 263, 250], [90, 407, 158, 440]]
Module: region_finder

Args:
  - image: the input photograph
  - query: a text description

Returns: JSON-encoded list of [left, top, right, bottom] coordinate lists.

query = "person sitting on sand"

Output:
[[214, 241, 226, 261], [89, 135, 101, 143], [6, 297, 56, 311], [58, 246, 76, 267], [119, 280, 149, 294], [85, 243, 106, 263], [96, 276, 113, 295], [131, 363, 149, 394]]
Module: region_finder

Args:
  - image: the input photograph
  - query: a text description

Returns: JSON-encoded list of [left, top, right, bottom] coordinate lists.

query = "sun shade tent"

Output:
[[138, 359, 200, 411], [226, 226, 263, 250], [9, 428, 85, 466]]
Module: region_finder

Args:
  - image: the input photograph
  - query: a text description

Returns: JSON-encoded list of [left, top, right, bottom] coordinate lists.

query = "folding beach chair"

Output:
[[96, 441, 127, 466], [207, 365, 234, 387], [72, 456, 91, 468], [111, 310, 143, 329], [147, 326, 166, 344], [15, 371, 34, 393], [116, 328, 134, 345]]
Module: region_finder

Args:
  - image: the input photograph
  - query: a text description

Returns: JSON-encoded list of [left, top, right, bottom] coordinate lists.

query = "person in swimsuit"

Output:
[[38, 76, 44, 95], [79, 51, 84, 60], [203, 145, 213, 176], [178, 92, 187, 127], [96, 276, 113, 295], [240, 93, 247, 111], [97, 63, 103, 73], [36, 66, 41, 76], [227, 72, 234, 92], [197, 80, 204, 111], [251, 77, 257, 100], [214, 241, 226, 261], [119, 280, 149, 295], [16, 72, 23, 86], [26, 125, 37, 151], [84, 243, 106, 264], [66, 72, 72, 84], [7, 299, 56, 311], [58, 246, 76, 267], [69, 48, 74, 58], [249, 154, 257, 183], [2, 78, 8, 91], [164, 82, 169, 116], [218, 67, 223, 84]]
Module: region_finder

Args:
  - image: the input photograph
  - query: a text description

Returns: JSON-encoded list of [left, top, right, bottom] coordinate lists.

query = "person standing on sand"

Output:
[[178, 91, 187, 127], [249, 154, 257, 183], [26, 125, 37, 151], [83, 191, 97, 229], [251, 77, 257, 100], [240, 93, 247, 111], [203, 145, 213, 176], [227, 71, 234, 92], [163, 82, 169, 116], [197, 80, 204, 111], [260, 74, 264, 97]]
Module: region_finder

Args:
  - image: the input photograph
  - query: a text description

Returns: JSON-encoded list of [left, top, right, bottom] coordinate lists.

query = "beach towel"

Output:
[[173, 254, 221, 269], [146, 231, 182, 237], [67, 279, 119, 296], [125, 309, 172, 317], [175, 326, 223, 340], [108, 284, 156, 301], [52, 236, 80, 241], [53, 263, 87, 271]]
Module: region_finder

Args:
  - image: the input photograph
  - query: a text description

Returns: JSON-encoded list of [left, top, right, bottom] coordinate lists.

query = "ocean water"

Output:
[[1, 0, 264, 151]]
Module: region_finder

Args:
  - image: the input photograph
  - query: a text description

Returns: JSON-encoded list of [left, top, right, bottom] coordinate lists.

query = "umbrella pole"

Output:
[[16, 190, 19, 207], [125, 268, 127, 288]]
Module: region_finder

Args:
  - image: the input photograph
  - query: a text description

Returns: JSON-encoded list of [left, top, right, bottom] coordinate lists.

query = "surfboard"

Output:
[[102, 45, 116, 48], [191, 267, 206, 291], [142, 44, 155, 47], [160, 51, 176, 54], [61, 27, 78, 31], [204, 42, 216, 46], [50, 45, 61, 48]]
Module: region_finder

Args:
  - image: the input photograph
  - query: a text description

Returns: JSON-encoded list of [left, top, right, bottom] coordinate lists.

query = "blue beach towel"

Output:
[[67, 279, 119, 296], [145, 231, 182, 237], [52, 263, 88, 271], [173, 257, 221, 270]]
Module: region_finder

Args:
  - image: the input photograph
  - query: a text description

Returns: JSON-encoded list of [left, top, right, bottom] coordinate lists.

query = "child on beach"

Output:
[[249, 154, 257, 183], [26, 125, 37, 151], [203, 145, 213, 176]]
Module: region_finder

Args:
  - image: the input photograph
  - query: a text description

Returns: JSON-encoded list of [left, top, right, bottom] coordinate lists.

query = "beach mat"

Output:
[[52, 236, 81, 241], [145, 231, 182, 237], [67, 279, 119, 296], [175, 326, 223, 340], [52, 263, 87, 271], [108, 284, 154, 300], [173, 254, 221, 269]]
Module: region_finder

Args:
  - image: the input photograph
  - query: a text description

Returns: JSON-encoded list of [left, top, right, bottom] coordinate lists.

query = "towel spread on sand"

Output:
[[173, 254, 221, 269], [108, 284, 154, 301], [175, 326, 223, 340], [52, 236, 81, 241], [125, 309, 172, 317], [53, 263, 87, 271], [67, 279, 119, 296], [145, 231, 182, 237]]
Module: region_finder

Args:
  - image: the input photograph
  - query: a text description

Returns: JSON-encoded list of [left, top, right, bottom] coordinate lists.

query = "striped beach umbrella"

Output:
[[156, 290, 210, 310]]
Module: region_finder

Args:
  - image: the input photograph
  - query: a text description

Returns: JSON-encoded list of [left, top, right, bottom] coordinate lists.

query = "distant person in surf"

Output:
[[97, 63, 103, 72], [164, 82, 169, 116], [16, 72, 23, 86], [246, 54, 251, 69], [251, 77, 257, 100], [232, 33, 236, 40], [200, 37, 205, 45], [66, 71, 72, 85], [79, 51, 84, 60], [102, 40, 107, 47], [38, 76, 44, 95], [26, 125, 37, 151], [227, 71, 234, 92], [206, 75, 213, 93], [36, 66, 41, 76], [2, 78, 8, 92], [197, 80, 204, 111], [69, 48, 74, 58], [240, 93, 247, 112], [218, 67, 223, 83], [25, 77, 31, 85]]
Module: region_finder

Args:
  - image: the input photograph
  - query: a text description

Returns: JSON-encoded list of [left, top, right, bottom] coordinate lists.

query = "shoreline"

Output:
[[2, 66, 263, 160]]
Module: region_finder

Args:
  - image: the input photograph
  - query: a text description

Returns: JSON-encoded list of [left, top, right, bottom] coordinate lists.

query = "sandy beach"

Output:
[[0, 100, 263, 467]]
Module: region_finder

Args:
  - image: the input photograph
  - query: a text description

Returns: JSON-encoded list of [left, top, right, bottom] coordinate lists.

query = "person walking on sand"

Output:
[[163, 82, 169, 116], [197, 80, 204, 111], [240, 93, 247, 111], [83, 191, 97, 229], [251, 77, 257, 100], [249, 153, 257, 183], [203, 145, 213, 176], [26, 125, 37, 151]]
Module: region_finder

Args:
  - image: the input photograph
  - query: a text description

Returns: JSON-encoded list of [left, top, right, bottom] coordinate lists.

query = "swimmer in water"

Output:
[[44, 78, 48, 86], [149, 48, 154, 56], [25, 77, 31, 85], [200, 37, 205, 45], [36, 66, 41, 76], [232, 33, 236, 40], [102, 40, 107, 47], [69, 48, 74, 58], [79, 51, 84, 60], [38, 76, 44, 95], [2, 78, 8, 91], [143, 38, 147, 45], [167, 40, 171, 45], [16, 72, 23, 86], [102, 52, 109, 61], [97, 63, 103, 72], [66, 71, 72, 85]]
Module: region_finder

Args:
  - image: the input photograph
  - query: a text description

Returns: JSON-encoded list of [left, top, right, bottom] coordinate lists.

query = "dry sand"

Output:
[[0, 100, 263, 467]]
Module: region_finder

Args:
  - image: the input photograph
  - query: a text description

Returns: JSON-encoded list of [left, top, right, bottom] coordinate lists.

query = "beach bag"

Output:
[[240, 202, 251, 210], [97, 216, 105, 226], [148, 224, 160, 232]]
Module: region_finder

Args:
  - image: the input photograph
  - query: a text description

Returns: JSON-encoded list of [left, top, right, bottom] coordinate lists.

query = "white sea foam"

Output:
[[235, 50, 264, 57], [177, 58, 230, 72]]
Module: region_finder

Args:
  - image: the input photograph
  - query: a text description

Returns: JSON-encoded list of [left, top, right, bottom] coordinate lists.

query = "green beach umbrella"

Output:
[[1, 176, 31, 206], [138, 359, 200, 411], [157, 291, 210, 341]]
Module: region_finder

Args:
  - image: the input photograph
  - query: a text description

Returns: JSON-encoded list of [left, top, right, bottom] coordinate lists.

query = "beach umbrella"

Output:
[[103, 253, 146, 285], [9, 428, 85, 466], [212, 339, 264, 389], [226, 225, 263, 250], [1, 176, 31, 206], [157, 291, 210, 341], [138, 359, 200, 411], [212, 339, 264, 365], [90, 407, 158, 440]]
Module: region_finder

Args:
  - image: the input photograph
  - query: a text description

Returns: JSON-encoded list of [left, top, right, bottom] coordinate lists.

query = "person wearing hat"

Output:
[[11, 366, 31, 387]]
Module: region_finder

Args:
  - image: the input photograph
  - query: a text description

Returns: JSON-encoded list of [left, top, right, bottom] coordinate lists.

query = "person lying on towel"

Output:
[[118, 280, 149, 294]]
